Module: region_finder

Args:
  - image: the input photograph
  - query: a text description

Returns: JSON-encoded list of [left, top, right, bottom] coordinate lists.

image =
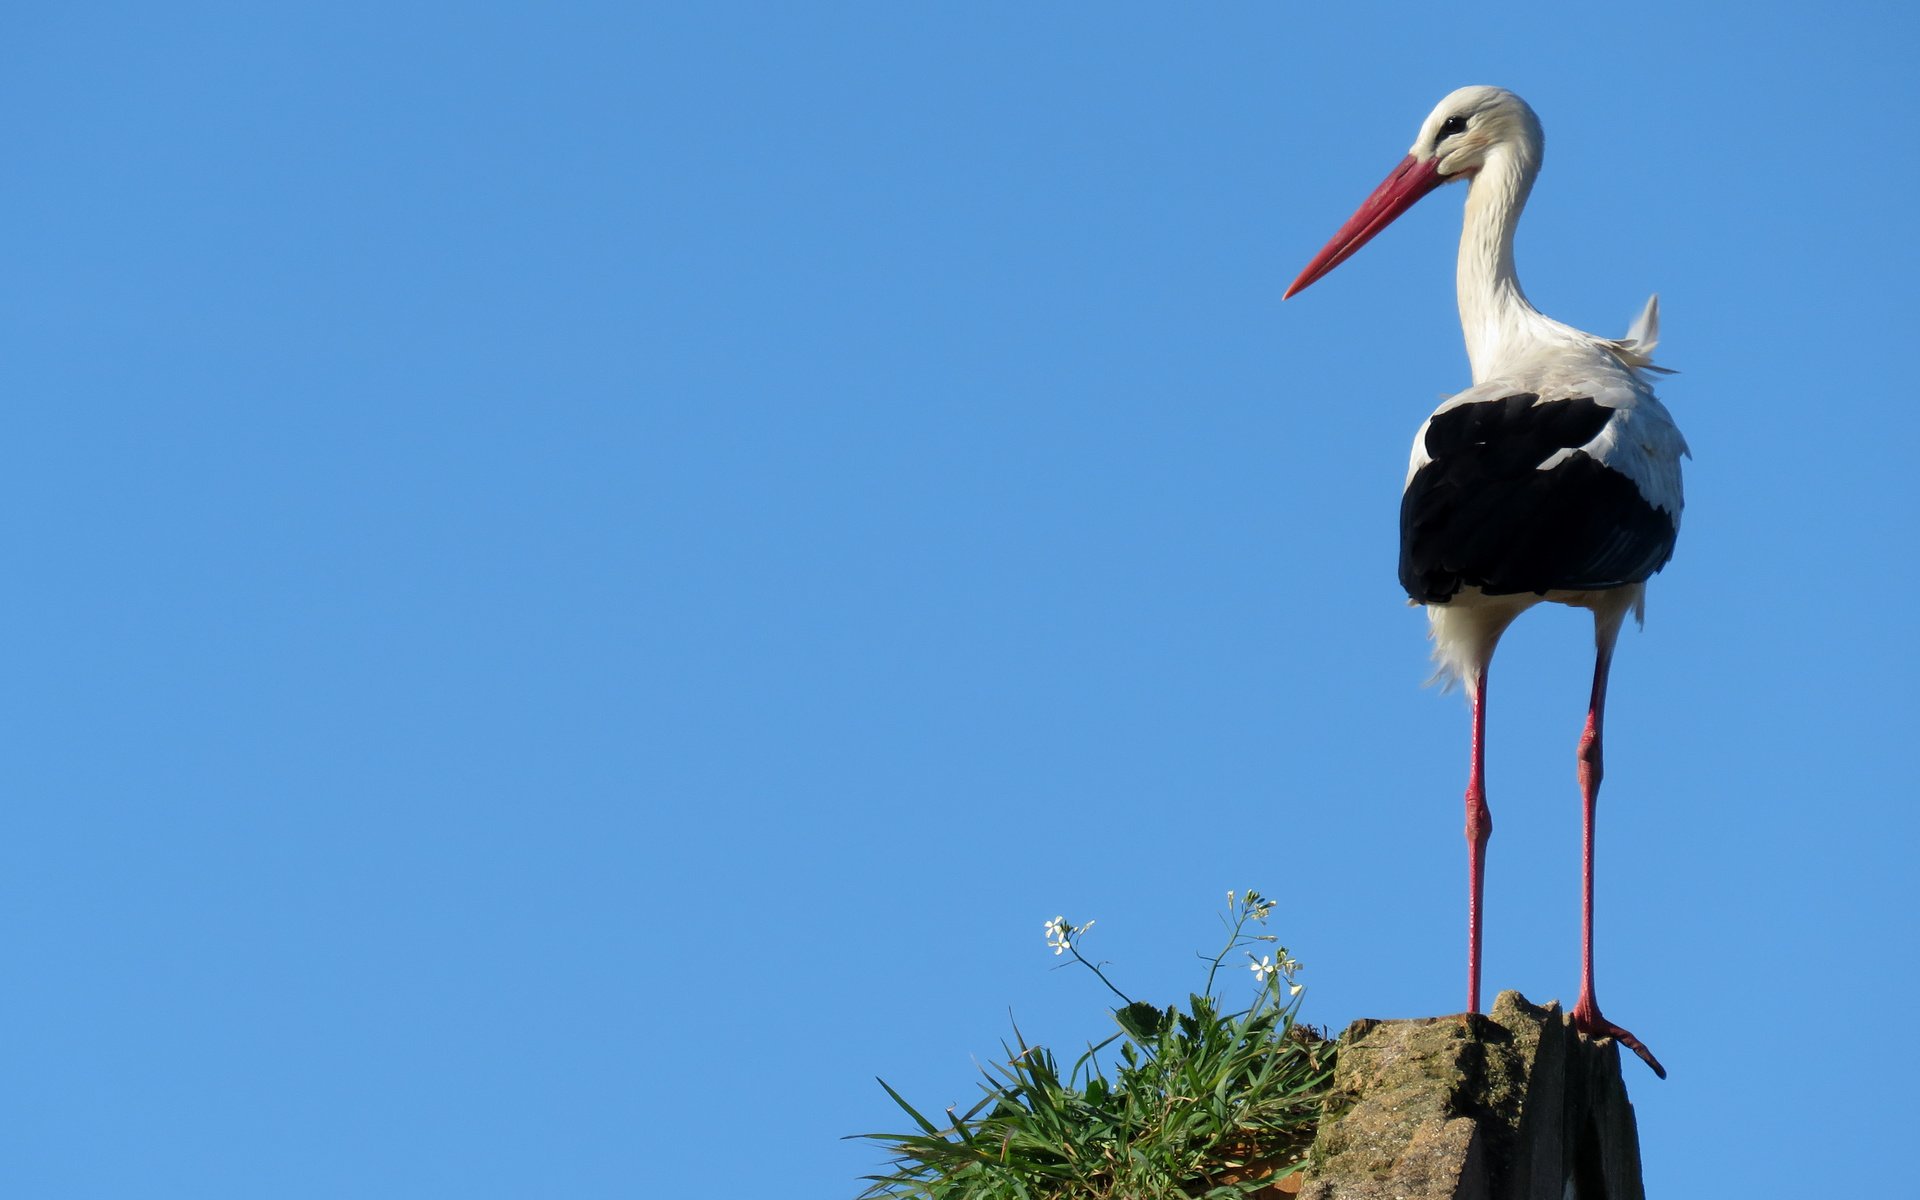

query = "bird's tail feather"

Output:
[[1609, 294, 1676, 375]]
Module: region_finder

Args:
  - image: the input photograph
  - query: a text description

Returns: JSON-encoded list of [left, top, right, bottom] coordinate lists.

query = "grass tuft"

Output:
[[853, 891, 1334, 1199]]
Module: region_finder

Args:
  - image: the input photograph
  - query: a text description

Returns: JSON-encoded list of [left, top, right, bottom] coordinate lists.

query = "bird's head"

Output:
[[1410, 86, 1542, 181], [1284, 86, 1543, 299]]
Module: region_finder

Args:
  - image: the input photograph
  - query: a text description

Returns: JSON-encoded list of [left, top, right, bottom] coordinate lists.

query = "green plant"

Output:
[[854, 891, 1334, 1199]]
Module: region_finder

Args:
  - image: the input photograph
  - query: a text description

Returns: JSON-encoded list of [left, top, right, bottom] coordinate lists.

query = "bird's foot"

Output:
[[1570, 996, 1666, 1079]]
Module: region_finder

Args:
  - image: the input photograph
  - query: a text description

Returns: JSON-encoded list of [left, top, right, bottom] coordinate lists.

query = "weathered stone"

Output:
[[1297, 991, 1645, 1200]]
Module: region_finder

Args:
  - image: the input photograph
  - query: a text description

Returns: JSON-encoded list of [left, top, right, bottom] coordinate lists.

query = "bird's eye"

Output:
[[1437, 115, 1469, 144]]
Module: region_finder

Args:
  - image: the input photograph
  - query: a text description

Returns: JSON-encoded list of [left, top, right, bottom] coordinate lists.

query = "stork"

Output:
[[1284, 86, 1685, 1077]]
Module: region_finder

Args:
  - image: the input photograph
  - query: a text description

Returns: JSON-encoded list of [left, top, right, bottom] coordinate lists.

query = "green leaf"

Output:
[[1114, 1000, 1167, 1040], [875, 1076, 947, 1138]]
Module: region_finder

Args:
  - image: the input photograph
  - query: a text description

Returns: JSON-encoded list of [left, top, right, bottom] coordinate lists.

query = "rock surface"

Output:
[[1297, 991, 1644, 1200]]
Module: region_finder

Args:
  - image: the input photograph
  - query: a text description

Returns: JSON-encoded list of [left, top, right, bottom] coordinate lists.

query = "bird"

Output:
[[1282, 86, 1685, 1078]]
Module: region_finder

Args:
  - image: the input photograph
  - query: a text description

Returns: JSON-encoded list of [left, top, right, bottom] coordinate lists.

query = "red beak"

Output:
[[1283, 154, 1449, 300]]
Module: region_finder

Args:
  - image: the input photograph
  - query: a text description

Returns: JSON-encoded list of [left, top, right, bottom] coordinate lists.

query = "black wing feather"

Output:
[[1399, 393, 1678, 604]]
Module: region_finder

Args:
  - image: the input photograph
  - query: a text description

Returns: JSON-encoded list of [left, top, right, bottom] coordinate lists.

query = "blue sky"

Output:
[[3, 3, 1914, 1195]]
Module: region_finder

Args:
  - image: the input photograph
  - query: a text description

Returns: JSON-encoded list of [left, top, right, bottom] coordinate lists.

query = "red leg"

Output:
[[1465, 667, 1492, 1013], [1568, 638, 1666, 1078]]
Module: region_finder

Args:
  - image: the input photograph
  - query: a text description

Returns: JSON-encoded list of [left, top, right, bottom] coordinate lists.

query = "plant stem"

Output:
[[1203, 908, 1251, 996], [1071, 946, 1134, 1006]]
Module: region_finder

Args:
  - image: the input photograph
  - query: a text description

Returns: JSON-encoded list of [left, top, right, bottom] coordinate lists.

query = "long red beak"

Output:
[[1283, 154, 1448, 300]]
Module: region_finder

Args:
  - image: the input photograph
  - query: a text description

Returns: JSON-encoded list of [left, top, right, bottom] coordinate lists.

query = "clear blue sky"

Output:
[[4, 3, 1914, 1195]]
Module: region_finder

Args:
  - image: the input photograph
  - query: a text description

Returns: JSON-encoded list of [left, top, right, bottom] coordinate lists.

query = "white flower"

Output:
[[1042, 915, 1094, 956], [1251, 948, 1303, 990], [1044, 915, 1072, 955]]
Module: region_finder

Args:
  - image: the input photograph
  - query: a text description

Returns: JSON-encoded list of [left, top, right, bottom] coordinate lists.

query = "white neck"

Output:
[[1456, 143, 1550, 382]]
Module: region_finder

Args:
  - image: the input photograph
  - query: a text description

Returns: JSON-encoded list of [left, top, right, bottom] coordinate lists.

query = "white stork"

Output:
[[1284, 86, 1685, 1077]]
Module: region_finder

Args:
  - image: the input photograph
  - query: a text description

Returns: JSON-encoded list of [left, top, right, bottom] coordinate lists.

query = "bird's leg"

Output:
[[1465, 666, 1492, 1014], [1568, 634, 1667, 1078]]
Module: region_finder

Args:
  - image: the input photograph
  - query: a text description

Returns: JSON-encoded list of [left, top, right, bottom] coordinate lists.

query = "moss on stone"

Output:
[[1296, 991, 1645, 1200]]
